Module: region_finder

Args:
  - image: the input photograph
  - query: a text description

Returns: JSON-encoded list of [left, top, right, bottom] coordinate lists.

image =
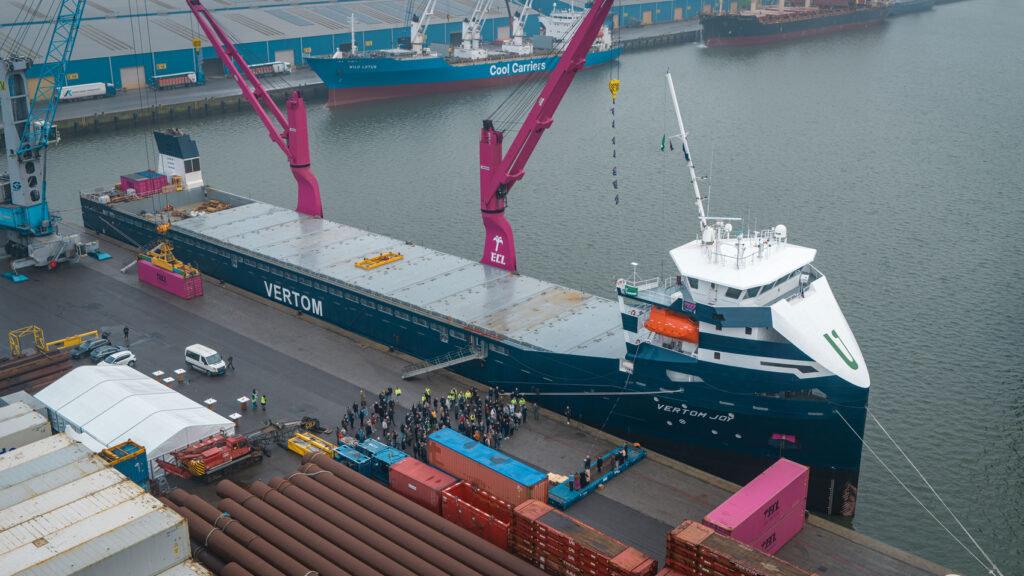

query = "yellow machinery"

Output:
[[355, 252, 404, 270], [8, 326, 98, 356], [287, 431, 337, 457], [139, 242, 200, 278]]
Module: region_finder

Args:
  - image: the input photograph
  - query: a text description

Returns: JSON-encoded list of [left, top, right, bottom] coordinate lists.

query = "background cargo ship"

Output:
[[81, 128, 867, 518], [699, 0, 892, 46], [307, 0, 620, 105]]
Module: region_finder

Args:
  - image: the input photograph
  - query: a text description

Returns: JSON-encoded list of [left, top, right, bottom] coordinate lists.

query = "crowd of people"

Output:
[[336, 385, 535, 463]]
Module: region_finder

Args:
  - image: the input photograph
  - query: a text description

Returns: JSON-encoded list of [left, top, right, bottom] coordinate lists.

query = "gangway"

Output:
[[401, 345, 488, 379], [547, 443, 646, 509]]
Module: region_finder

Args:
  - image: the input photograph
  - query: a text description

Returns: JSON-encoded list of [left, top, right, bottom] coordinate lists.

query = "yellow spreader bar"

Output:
[[355, 252, 404, 270]]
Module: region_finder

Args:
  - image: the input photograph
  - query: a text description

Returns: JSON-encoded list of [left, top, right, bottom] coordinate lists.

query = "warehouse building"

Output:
[[1, 0, 707, 92]]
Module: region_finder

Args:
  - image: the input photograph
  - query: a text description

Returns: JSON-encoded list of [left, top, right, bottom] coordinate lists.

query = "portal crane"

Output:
[[453, 0, 493, 60], [410, 0, 439, 54], [0, 0, 98, 277], [478, 0, 615, 271], [186, 0, 322, 218], [501, 0, 534, 56]]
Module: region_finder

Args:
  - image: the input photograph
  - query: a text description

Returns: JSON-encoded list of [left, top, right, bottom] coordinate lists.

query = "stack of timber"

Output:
[[164, 450, 548, 576], [0, 350, 71, 395], [666, 520, 814, 576], [512, 499, 658, 576]]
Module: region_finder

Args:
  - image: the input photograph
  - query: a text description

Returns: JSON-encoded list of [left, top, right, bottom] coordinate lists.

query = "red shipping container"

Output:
[[388, 457, 457, 514], [121, 170, 168, 197], [428, 429, 547, 506], [441, 481, 513, 550], [702, 458, 808, 544], [137, 259, 203, 299], [751, 500, 806, 556]]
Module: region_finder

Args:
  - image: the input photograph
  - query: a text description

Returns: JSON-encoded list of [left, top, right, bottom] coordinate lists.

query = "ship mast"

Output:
[[666, 72, 709, 233]]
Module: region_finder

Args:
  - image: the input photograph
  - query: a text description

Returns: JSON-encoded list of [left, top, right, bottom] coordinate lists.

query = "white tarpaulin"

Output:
[[35, 366, 234, 477]]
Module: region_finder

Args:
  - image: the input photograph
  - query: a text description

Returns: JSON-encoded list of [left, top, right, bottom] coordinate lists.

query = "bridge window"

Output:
[[725, 287, 742, 299], [688, 277, 699, 289], [745, 285, 762, 298]]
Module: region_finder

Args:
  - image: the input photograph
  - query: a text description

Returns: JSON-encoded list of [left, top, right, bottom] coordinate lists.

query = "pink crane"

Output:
[[187, 0, 323, 218], [479, 0, 616, 271]]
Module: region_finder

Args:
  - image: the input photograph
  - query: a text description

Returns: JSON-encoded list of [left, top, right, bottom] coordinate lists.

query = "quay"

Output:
[[51, 20, 701, 138], [1, 230, 953, 575]]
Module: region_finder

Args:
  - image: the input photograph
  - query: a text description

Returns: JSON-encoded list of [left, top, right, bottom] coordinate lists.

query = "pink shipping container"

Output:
[[752, 499, 806, 556], [137, 259, 203, 299], [428, 428, 547, 507], [121, 170, 168, 197], [702, 458, 808, 544], [388, 457, 457, 514]]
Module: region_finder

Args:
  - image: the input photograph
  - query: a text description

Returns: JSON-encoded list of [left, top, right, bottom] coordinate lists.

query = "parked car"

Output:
[[69, 337, 110, 359], [90, 345, 127, 363], [184, 344, 227, 375], [102, 350, 136, 367]]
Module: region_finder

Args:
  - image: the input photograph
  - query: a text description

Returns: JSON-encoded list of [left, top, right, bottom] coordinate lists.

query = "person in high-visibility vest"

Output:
[[260, 394, 267, 411], [396, 388, 402, 399]]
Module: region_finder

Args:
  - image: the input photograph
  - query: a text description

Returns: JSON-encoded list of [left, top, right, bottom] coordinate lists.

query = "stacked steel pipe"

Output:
[[165, 453, 548, 576]]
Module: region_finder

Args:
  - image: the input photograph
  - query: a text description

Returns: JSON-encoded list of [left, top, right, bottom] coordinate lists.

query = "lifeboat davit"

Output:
[[645, 306, 699, 344]]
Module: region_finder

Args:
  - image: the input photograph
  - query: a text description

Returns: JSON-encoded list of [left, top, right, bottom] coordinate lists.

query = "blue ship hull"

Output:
[[308, 48, 621, 105], [81, 192, 867, 517], [891, 0, 935, 16]]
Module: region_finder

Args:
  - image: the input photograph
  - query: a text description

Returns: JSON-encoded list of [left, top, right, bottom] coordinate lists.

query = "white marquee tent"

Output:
[[35, 365, 234, 477]]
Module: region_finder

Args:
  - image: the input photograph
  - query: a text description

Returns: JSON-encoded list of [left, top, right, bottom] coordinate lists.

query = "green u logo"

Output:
[[824, 330, 858, 370]]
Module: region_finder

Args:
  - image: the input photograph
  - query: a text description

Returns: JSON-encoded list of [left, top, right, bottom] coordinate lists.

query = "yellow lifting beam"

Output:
[[287, 431, 337, 457], [46, 330, 99, 352], [355, 252, 404, 270]]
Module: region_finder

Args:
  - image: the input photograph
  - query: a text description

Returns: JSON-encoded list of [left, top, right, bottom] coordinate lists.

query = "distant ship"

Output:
[[890, 0, 935, 16], [700, 0, 892, 47], [307, 0, 619, 106]]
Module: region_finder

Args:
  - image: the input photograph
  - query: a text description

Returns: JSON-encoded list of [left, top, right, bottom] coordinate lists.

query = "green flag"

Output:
[[661, 134, 666, 151]]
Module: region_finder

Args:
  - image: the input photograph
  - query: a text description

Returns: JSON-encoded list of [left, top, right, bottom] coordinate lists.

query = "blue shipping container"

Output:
[[428, 428, 547, 487]]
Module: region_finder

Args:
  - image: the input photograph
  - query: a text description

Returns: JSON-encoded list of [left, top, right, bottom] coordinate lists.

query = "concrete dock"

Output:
[[1, 230, 951, 576]]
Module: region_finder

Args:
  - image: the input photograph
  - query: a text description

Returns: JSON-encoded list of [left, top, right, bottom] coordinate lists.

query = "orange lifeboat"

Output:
[[645, 306, 699, 344]]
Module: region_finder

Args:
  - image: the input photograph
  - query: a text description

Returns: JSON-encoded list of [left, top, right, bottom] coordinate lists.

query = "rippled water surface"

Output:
[[46, 1, 1023, 573]]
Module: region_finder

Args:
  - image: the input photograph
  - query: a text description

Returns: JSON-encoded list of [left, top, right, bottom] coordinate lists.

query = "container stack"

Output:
[[428, 428, 548, 506], [0, 434, 201, 576], [512, 499, 658, 576], [389, 456, 458, 514], [702, 458, 809, 555], [0, 401, 50, 453], [441, 481, 514, 550], [666, 520, 814, 576]]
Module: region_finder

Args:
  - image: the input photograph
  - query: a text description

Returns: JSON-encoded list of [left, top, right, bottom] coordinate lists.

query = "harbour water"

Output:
[[44, 0, 1022, 573]]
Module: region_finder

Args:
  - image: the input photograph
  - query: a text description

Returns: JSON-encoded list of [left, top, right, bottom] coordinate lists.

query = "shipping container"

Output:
[[1, 435, 189, 576], [138, 259, 204, 299], [703, 458, 808, 544], [428, 428, 548, 506], [371, 445, 407, 483], [441, 481, 513, 550], [333, 444, 371, 475], [358, 437, 390, 456], [121, 170, 168, 197], [666, 520, 812, 576], [248, 61, 292, 77], [389, 457, 457, 514], [0, 403, 50, 455], [155, 559, 215, 575], [513, 499, 658, 576], [98, 440, 149, 488], [752, 499, 806, 556], [151, 72, 199, 90]]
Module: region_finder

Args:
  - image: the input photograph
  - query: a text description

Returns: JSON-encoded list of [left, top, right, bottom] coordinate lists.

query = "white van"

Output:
[[185, 344, 227, 375]]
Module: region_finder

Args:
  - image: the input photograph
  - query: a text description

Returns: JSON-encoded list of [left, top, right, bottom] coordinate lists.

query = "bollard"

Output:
[[152, 370, 165, 382], [238, 396, 249, 413], [163, 377, 176, 388], [205, 398, 217, 411]]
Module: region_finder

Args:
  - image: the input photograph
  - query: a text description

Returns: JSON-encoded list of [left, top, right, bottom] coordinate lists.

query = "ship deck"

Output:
[[167, 197, 625, 359]]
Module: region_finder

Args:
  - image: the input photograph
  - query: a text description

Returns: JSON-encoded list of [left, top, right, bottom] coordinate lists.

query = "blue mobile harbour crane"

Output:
[[0, 0, 103, 282]]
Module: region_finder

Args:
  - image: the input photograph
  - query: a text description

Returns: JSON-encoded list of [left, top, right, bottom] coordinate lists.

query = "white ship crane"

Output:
[[454, 0, 494, 60], [410, 0, 439, 54], [501, 0, 534, 55]]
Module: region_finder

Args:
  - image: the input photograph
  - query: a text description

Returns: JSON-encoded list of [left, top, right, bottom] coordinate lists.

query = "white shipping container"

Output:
[[0, 402, 33, 423], [0, 434, 89, 490], [2, 493, 188, 575], [0, 411, 50, 455], [0, 454, 108, 511], [156, 559, 215, 575]]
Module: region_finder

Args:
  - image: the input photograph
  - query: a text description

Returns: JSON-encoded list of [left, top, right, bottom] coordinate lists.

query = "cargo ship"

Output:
[[81, 121, 868, 518], [890, 0, 935, 16], [306, 2, 620, 105], [699, 0, 892, 47]]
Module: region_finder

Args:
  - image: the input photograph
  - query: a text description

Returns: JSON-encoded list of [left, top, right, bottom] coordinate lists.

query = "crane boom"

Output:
[[187, 0, 322, 218], [478, 0, 615, 271]]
